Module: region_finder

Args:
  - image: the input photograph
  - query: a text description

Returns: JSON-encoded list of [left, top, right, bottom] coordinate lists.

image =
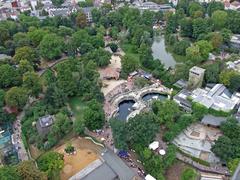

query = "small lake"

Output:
[[152, 35, 176, 69], [115, 100, 135, 121], [142, 93, 167, 101]]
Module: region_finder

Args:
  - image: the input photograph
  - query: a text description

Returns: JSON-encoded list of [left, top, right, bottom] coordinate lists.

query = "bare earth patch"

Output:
[[54, 137, 102, 180], [165, 161, 189, 180]]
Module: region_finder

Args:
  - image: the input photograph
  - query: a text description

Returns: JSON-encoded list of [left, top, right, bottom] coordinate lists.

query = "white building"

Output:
[[192, 84, 240, 112]]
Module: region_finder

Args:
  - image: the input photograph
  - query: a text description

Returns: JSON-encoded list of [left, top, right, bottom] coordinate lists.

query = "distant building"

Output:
[[36, 115, 54, 136], [226, 60, 240, 72], [230, 34, 240, 49], [173, 89, 192, 112], [192, 84, 240, 112], [81, 7, 93, 22], [201, 115, 227, 128], [131, 1, 175, 13], [225, 0, 240, 10], [188, 66, 205, 90]]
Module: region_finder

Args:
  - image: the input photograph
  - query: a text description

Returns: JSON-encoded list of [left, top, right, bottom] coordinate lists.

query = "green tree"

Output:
[[195, 40, 213, 60], [17, 161, 47, 180], [227, 11, 240, 34], [127, 113, 158, 147], [28, 28, 47, 47], [186, 45, 202, 64], [228, 158, 240, 175], [180, 17, 193, 38], [152, 100, 180, 126], [192, 18, 208, 39], [212, 136, 235, 161], [45, 84, 67, 108], [220, 28, 232, 44], [219, 70, 237, 86], [18, 59, 34, 75], [23, 72, 42, 96], [207, 1, 224, 16], [121, 54, 139, 78], [76, 11, 87, 28], [37, 151, 64, 179], [229, 74, 240, 93], [73, 118, 85, 135], [0, 89, 5, 108], [13, 46, 37, 64], [84, 99, 105, 130], [181, 168, 197, 180], [110, 119, 128, 150], [5, 87, 28, 109], [188, 2, 203, 17], [51, 0, 64, 6], [39, 33, 64, 60], [0, 27, 10, 45], [203, 61, 222, 84], [0, 64, 21, 88], [0, 166, 20, 180], [211, 10, 228, 30], [173, 40, 191, 56], [209, 32, 223, 50]]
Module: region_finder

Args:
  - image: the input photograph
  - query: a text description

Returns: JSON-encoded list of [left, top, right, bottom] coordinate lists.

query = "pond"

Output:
[[115, 100, 135, 121], [152, 35, 176, 69], [142, 93, 167, 101]]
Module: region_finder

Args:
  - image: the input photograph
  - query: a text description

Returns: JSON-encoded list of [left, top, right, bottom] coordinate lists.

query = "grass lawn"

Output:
[[120, 42, 140, 62], [69, 97, 87, 121]]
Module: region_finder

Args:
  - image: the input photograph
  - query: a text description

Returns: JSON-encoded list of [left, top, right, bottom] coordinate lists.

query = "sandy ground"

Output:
[[54, 137, 102, 180], [109, 55, 121, 69], [99, 55, 125, 96], [102, 79, 125, 96]]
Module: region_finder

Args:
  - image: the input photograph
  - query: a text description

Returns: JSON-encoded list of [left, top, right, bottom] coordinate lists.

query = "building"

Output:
[[188, 66, 205, 90], [131, 1, 175, 13], [201, 115, 227, 128], [192, 84, 240, 112], [173, 89, 192, 112], [82, 7, 93, 22], [225, 0, 240, 10], [70, 150, 136, 180], [36, 115, 54, 136], [230, 34, 240, 49], [226, 60, 240, 72]]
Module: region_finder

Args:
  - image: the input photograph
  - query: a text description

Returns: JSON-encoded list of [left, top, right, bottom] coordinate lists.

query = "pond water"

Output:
[[115, 100, 135, 121], [142, 93, 167, 101], [152, 35, 176, 69]]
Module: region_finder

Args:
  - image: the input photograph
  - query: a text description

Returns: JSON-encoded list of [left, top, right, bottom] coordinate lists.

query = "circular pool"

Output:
[[142, 93, 167, 102], [115, 100, 135, 121]]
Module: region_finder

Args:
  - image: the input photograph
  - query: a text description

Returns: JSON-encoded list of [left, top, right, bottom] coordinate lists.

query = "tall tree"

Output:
[[23, 72, 42, 97], [17, 161, 47, 180], [39, 34, 64, 60], [5, 87, 28, 109], [37, 151, 64, 179], [211, 10, 228, 30], [76, 11, 87, 28]]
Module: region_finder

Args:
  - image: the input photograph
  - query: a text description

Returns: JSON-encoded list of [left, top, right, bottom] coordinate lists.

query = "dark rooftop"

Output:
[[201, 115, 227, 127]]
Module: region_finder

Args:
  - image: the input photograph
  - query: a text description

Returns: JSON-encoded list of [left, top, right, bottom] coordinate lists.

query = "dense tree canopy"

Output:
[[39, 34, 64, 60], [5, 87, 28, 109], [37, 151, 64, 179]]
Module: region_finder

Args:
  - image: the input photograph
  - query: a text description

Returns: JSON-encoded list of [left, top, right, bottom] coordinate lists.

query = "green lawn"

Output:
[[69, 97, 87, 121], [121, 42, 140, 63]]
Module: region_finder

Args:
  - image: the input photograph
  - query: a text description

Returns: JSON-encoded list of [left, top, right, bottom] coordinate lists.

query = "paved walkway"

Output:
[[12, 108, 28, 161]]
